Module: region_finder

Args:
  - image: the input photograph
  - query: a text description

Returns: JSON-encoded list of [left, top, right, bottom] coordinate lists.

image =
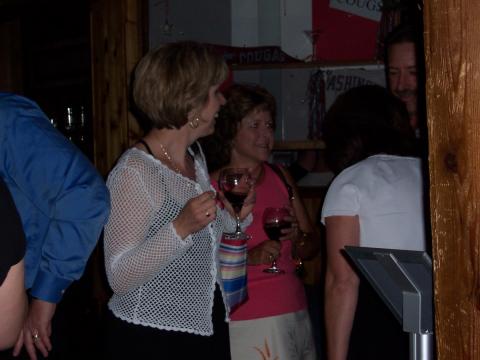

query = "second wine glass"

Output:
[[262, 206, 291, 274], [218, 168, 252, 240]]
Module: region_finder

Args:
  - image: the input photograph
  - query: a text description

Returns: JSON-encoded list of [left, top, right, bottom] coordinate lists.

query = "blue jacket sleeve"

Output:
[[29, 151, 111, 303], [0, 94, 111, 303]]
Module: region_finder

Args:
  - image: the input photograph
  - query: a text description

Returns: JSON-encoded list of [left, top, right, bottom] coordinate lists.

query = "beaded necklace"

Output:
[[158, 142, 182, 174]]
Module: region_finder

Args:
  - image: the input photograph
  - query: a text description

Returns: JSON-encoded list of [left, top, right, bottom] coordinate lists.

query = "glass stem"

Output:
[[235, 214, 242, 234]]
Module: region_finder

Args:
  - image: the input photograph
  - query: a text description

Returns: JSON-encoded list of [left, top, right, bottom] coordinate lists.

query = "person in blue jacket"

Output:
[[0, 93, 110, 360]]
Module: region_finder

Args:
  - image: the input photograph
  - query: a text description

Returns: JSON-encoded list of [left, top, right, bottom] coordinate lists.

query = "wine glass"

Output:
[[218, 168, 252, 240], [262, 206, 291, 274], [303, 28, 324, 61]]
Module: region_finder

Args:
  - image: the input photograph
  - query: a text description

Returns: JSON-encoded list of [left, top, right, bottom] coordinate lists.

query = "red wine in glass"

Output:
[[262, 207, 291, 274], [223, 191, 248, 214], [219, 168, 252, 240], [264, 220, 292, 242]]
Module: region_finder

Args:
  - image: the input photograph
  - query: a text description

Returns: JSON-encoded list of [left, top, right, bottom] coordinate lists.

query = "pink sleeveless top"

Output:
[[214, 163, 307, 320]]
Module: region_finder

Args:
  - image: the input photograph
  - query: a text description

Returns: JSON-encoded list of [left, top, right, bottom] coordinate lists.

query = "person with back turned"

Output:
[[321, 85, 426, 360], [0, 93, 110, 360]]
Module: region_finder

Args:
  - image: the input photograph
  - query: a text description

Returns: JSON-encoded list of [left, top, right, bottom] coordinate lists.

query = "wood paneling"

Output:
[[90, 0, 145, 176], [424, 1, 480, 358], [0, 18, 22, 93]]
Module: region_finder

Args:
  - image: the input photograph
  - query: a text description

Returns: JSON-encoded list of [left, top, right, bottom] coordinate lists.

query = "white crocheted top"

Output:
[[104, 145, 245, 335]]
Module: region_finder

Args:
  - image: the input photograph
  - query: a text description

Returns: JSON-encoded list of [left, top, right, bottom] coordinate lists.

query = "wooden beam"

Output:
[[0, 18, 22, 93], [90, 0, 145, 177], [424, 1, 480, 358]]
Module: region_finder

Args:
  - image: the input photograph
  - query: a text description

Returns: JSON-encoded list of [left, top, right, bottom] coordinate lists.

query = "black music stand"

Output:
[[344, 246, 434, 360]]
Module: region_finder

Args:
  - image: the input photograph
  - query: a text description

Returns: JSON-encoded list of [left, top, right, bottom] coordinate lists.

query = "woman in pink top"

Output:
[[201, 84, 319, 360]]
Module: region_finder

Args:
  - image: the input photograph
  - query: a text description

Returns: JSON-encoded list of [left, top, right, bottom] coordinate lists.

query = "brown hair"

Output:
[[132, 41, 228, 129], [323, 85, 417, 174], [200, 83, 276, 172]]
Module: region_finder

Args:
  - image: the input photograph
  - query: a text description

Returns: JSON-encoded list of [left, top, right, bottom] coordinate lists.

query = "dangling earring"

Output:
[[188, 117, 200, 129]]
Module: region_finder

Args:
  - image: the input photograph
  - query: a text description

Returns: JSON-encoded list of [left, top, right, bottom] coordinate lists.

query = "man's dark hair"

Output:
[[384, 21, 425, 72], [323, 85, 417, 174], [384, 22, 427, 140], [385, 23, 417, 49]]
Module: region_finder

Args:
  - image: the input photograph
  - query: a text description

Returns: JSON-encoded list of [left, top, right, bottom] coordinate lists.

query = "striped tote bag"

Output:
[[219, 236, 248, 312]]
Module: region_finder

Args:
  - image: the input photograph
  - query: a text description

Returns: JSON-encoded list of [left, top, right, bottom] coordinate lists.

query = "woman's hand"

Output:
[[247, 240, 281, 265], [13, 299, 56, 360], [173, 191, 217, 239]]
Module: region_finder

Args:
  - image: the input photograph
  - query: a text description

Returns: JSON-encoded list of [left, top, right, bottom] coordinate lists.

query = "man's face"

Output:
[[387, 42, 418, 129]]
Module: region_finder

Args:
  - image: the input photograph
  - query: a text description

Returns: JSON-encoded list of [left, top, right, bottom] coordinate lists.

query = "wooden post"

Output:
[[424, 1, 480, 358], [90, 0, 146, 177], [88, 0, 146, 311]]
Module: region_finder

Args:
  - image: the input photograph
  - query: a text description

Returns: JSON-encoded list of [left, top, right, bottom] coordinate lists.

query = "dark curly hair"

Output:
[[323, 85, 417, 174], [200, 83, 276, 172]]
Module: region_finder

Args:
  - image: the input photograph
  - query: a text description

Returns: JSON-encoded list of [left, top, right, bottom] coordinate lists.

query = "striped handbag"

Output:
[[219, 236, 248, 312]]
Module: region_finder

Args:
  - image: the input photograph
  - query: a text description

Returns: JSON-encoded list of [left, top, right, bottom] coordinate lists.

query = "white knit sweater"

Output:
[[104, 145, 246, 335]]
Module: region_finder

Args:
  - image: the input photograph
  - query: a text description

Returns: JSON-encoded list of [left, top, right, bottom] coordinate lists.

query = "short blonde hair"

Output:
[[132, 41, 228, 129]]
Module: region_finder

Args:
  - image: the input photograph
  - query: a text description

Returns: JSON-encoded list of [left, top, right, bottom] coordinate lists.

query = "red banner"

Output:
[[312, 0, 380, 61]]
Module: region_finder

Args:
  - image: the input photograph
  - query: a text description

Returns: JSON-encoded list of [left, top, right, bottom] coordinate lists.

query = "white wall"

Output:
[[149, 0, 231, 48], [149, 0, 312, 60], [258, 0, 281, 46], [231, 0, 312, 59], [280, 0, 312, 59], [231, 0, 259, 46]]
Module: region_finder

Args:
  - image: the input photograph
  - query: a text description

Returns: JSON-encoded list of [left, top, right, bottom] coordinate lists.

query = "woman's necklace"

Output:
[[158, 142, 182, 174]]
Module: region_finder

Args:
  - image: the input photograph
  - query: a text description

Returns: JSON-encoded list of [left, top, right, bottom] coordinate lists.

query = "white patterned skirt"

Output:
[[229, 309, 317, 360]]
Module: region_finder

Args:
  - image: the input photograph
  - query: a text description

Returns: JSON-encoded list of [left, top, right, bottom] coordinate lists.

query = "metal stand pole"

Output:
[[409, 332, 434, 360]]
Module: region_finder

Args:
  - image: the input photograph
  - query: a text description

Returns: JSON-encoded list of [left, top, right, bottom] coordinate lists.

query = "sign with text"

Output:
[[206, 44, 301, 66], [329, 0, 383, 22], [324, 65, 386, 109]]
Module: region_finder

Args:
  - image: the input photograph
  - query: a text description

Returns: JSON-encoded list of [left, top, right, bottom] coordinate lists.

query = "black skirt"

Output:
[[104, 285, 231, 360]]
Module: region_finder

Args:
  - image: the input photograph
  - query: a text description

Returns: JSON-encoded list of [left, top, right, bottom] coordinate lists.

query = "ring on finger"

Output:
[[32, 331, 40, 342]]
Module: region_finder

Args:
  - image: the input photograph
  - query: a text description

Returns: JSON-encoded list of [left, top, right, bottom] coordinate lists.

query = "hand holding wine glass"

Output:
[[172, 191, 217, 239], [262, 206, 292, 274]]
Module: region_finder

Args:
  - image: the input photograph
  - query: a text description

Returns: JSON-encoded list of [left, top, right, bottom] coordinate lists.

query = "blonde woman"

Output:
[[103, 42, 254, 359]]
